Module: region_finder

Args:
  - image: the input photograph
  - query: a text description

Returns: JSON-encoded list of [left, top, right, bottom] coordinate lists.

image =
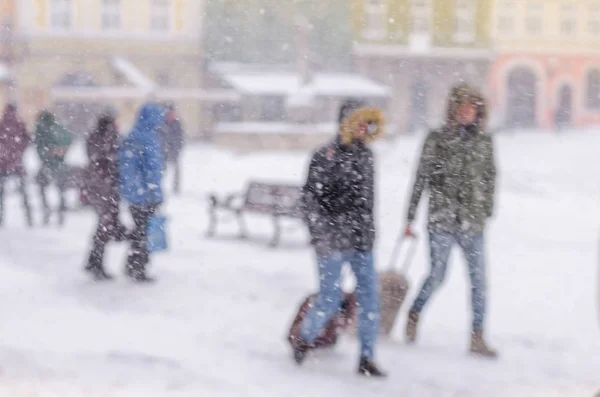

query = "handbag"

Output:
[[147, 214, 168, 253]]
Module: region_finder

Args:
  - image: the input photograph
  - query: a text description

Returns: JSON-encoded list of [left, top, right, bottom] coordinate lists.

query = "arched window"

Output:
[[587, 69, 600, 109], [506, 66, 538, 128]]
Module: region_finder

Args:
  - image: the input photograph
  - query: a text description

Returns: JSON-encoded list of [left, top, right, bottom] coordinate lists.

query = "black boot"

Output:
[[85, 265, 114, 281], [125, 265, 156, 283], [85, 244, 113, 281], [357, 357, 387, 378], [125, 236, 154, 282]]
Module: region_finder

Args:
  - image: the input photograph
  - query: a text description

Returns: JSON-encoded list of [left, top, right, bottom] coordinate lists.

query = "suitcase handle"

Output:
[[387, 234, 418, 274]]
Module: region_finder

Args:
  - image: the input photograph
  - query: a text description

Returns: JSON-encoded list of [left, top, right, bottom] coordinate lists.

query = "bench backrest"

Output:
[[244, 182, 303, 217]]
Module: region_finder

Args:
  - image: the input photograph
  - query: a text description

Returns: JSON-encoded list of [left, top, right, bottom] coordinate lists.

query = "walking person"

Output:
[[83, 110, 128, 280], [0, 104, 32, 227], [158, 104, 184, 194], [34, 110, 73, 226], [291, 99, 386, 377], [119, 103, 165, 283], [403, 83, 498, 358]]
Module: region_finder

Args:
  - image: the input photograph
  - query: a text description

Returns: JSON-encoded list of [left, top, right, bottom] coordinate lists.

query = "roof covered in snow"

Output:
[[220, 72, 391, 98]]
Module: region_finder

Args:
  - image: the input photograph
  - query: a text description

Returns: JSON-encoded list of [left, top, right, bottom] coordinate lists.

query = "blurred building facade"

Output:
[[1, 0, 236, 137], [201, 14, 390, 151], [1, 0, 599, 140], [351, 0, 494, 133], [204, 61, 390, 150], [489, 0, 600, 130]]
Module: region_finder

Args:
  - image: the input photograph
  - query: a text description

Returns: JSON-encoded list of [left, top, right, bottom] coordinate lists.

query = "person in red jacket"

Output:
[[0, 104, 32, 227]]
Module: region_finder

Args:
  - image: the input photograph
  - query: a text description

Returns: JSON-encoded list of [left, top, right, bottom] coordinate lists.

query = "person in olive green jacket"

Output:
[[403, 83, 498, 358], [34, 110, 73, 226]]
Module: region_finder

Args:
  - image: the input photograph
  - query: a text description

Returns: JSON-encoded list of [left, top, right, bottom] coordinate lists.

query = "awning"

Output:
[[52, 57, 241, 102], [110, 57, 157, 91], [221, 72, 391, 98], [50, 86, 240, 102]]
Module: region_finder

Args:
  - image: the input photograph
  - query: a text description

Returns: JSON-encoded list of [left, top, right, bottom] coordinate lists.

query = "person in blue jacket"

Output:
[[119, 103, 165, 282]]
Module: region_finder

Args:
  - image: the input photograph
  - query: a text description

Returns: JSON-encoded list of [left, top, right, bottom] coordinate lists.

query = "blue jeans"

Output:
[[411, 232, 487, 331], [300, 250, 380, 360]]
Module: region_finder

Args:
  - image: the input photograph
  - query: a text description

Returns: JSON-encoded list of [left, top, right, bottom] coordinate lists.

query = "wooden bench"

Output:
[[207, 181, 305, 247], [34, 165, 89, 212]]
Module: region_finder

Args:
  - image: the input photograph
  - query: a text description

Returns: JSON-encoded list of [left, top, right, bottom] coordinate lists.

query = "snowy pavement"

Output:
[[0, 130, 599, 396]]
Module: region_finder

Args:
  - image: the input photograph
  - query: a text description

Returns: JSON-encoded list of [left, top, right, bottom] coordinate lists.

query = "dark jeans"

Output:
[[167, 160, 180, 194], [126, 205, 157, 274], [86, 203, 126, 271], [0, 172, 32, 227], [410, 231, 487, 331], [37, 166, 67, 226]]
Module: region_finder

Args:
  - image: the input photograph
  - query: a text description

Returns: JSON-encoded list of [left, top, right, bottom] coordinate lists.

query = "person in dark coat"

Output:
[[291, 99, 386, 377], [158, 104, 184, 194], [0, 104, 32, 227], [119, 103, 165, 283], [34, 110, 73, 226], [83, 110, 128, 280]]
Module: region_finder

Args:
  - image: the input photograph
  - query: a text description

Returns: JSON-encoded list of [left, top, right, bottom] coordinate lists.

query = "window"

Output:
[[213, 103, 241, 122], [525, 3, 543, 36], [151, 0, 170, 32], [587, 70, 600, 109], [411, 0, 431, 35], [260, 96, 285, 121], [157, 71, 170, 86], [51, 0, 71, 29], [102, 0, 121, 30], [589, 4, 600, 36], [560, 3, 577, 36], [496, 1, 515, 35], [455, 0, 475, 42], [363, 0, 388, 40]]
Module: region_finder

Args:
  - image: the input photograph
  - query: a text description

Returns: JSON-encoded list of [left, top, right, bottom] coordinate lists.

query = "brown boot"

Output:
[[405, 310, 419, 344], [470, 330, 498, 358]]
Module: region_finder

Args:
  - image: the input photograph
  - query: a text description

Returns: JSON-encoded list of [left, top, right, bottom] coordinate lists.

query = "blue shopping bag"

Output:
[[147, 214, 168, 253]]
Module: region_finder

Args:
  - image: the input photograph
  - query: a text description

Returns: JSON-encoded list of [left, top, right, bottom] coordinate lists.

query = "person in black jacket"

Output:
[[83, 110, 128, 280], [291, 99, 386, 377], [158, 104, 184, 194]]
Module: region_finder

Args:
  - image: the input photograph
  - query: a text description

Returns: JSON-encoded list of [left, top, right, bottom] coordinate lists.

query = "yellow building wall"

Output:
[[25, 0, 196, 36], [10, 0, 204, 135], [352, 0, 493, 49], [493, 0, 600, 53]]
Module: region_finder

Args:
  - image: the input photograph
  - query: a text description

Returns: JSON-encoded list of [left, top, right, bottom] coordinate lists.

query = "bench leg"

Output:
[[269, 215, 281, 247], [237, 210, 248, 239], [206, 205, 218, 238]]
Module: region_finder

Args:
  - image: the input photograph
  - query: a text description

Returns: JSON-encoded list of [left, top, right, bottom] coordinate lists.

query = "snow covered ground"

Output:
[[0, 130, 599, 396]]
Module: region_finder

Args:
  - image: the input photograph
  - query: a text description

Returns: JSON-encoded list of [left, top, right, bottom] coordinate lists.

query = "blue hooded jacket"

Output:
[[119, 104, 165, 206]]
